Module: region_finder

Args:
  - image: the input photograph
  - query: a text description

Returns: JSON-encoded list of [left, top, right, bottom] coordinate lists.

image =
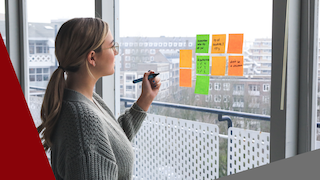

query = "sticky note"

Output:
[[179, 69, 192, 87], [196, 56, 210, 74], [227, 34, 244, 54], [196, 34, 210, 53], [211, 56, 226, 76], [194, 75, 210, 95], [211, 34, 226, 53], [228, 56, 243, 76], [180, 50, 192, 68]]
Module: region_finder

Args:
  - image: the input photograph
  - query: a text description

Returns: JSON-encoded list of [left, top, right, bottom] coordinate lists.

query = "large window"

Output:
[[3, 0, 317, 179], [26, 0, 95, 162], [119, 0, 272, 178], [26, 0, 94, 127], [0, 0, 5, 45]]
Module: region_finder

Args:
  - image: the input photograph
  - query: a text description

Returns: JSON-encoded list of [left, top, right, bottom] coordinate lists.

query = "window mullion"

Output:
[[5, 0, 28, 100], [298, 0, 318, 153]]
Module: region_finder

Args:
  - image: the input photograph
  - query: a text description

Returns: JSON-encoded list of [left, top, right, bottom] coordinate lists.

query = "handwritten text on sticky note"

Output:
[[196, 34, 210, 53], [211, 56, 226, 76], [211, 34, 226, 54], [227, 34, 244, 54], [228, 56, 243, 76], [194, 75, 210, 95], [180, 49, 192, 68], [196, 56, 210, 74]]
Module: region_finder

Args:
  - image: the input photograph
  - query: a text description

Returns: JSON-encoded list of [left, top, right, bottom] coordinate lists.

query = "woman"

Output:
[[37, 18, 160, 180]]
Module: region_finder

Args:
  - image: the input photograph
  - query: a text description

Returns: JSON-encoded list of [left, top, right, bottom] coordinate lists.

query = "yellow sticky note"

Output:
[[180, 50, 192, 68], [211, 34, 226, 53], [211, 56, 226, 76], [228, 56, 243, 76], [179, 69, 192, 87], [227, 34, 244, 54]]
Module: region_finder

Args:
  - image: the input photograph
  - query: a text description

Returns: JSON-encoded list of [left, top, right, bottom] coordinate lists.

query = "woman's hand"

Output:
[[136, 70, 161, 111]]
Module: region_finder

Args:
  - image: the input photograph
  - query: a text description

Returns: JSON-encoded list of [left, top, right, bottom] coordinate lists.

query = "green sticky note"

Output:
[[196, 56, 210, 74], [194, 75, 210, 95], [196, 34, 210, 53]]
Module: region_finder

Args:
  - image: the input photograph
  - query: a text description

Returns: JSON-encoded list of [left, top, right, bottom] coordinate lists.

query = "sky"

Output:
[[0, 0, 273, 41], [119, 0, 273, 40]]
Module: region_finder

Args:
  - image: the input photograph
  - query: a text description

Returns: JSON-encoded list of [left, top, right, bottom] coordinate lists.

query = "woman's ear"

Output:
[[87, 51, 96, 67]]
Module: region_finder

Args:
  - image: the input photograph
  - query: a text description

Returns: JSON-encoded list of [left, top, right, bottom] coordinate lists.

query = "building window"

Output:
[[29, 41, 49, 54], [179, 42, 182, 47], [159, 43, 162, 47], [214, 83, 221, 90], [129, 42, 133, 47], [150, 49, 156, 54], [214, 95, 221, 102], [262, 96, 270, 103], [223, 83, 230, 91], [139, 42, 143, 47], [125, 74, 136, 81], [169, 42, 172, 47], [174, 42, 177, 47], [205, 95, 212, 102], [249, 84, 260, 91], [209, 83, 212, 90], [223, 95, 230, 102], [125, 56, 130, 61], [125, 42, 128, 47], [125, 63, 131, 68], [188, 42, 193, 47], [29, 67, 49, 82], [262, 108, 267, 115], [134, 43, 138, 47], [154, 43, 157, 47], [125, 49, 131, 54], [263, 84, 270, 92], [144, 42, 148, 47], [126, 85, 136, 91], [234, 84, 244, 91]]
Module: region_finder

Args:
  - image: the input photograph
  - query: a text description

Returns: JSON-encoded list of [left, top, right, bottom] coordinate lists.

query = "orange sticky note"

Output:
[[211, 56, 226, 76], [179, 69, 192, 87], [211, 34, 226, 53], [227, 34, 244, 54], [228, 56, 243, 76], [180, 50, 192, 68]]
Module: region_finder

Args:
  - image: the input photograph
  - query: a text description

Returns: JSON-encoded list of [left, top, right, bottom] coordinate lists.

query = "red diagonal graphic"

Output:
[[0, 33, 55, 179]]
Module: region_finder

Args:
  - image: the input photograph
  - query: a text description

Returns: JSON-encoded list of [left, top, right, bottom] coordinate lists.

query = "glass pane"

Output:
[[26, 0, 95, 162], [119, 0, 272, 178], [317, 1, 320, 150], [0, 0, 5, 45]]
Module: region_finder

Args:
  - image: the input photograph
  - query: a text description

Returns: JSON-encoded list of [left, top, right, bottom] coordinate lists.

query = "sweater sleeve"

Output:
[[55, 101, 119, 180], [117, 102, 147, 141], [92, 92, 147, 141]]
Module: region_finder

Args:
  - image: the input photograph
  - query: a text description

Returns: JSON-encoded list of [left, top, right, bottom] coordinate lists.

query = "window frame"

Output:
[[3, 0, 317, 175]]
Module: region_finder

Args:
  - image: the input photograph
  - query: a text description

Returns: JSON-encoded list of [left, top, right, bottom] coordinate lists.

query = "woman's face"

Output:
[[94, 30, 118, 77]]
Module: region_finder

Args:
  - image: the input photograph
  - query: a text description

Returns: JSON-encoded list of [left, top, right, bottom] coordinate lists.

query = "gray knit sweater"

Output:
[[50, 89, 147, 180]]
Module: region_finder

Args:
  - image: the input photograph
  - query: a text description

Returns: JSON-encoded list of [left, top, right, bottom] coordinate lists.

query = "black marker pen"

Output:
[[132, 73, 159, 83]]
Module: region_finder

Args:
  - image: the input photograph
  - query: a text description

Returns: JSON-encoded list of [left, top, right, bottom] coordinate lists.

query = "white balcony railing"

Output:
[[29, 54, 54, 66], [248, 91, 260, 96]]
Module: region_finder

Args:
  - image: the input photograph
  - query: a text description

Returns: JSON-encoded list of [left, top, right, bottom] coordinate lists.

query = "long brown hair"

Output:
[[37, 18, 108, 151]]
